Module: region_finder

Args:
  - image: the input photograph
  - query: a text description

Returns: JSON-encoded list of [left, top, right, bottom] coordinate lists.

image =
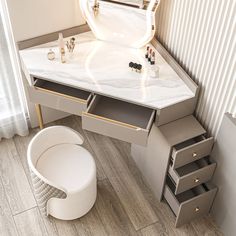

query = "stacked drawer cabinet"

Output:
[[162, 116, 217, 227]]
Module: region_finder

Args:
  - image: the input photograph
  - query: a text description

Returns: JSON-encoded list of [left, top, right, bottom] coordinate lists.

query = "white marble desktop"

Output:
[[20, 31, 195, 110]]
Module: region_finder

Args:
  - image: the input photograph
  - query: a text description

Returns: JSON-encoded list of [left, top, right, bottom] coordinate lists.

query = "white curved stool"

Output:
[[27, 126, 97, 220]]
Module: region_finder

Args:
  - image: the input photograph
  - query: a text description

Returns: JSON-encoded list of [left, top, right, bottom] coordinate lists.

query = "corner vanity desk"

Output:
[[19, 30, 217, 227]]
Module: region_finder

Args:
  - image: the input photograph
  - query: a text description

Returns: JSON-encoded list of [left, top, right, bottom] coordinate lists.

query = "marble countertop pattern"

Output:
[[19, 32, 195, 110]]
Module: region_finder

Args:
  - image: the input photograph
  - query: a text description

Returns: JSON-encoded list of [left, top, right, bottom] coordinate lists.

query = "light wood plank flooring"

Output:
[[0, 115, 223, 236]]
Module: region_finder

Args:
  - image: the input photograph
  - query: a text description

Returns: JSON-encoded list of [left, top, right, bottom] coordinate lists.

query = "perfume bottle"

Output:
[[60, 48, 66, 63], [58, 33, 66, 63], [47, 49, 55, 61]]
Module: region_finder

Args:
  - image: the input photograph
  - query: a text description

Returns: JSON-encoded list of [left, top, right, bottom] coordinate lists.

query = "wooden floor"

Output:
[[0, 115, 223, 236]]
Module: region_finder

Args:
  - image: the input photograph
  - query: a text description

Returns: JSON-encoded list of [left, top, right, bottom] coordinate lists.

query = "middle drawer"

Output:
[[168, 157, 216, 194], [82, 95, 155, 145]]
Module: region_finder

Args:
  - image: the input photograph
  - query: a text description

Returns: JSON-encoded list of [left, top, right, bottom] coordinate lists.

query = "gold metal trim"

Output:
[[35, 86, 88, 104], [82, 112, 142, 130], [35, 104, 44, 129]]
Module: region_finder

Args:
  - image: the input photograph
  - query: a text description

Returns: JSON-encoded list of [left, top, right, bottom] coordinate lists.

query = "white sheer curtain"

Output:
[[0, 0, 28, 139]]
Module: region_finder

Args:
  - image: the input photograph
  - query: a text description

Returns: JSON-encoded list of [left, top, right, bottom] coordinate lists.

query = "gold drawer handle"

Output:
[[194, 178, 200, 183], [192, 152, 198, 158], [195, 207, 200, 213]]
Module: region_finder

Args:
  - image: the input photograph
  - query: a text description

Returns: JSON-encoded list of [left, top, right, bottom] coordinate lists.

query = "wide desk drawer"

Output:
[[168, 157, 216, 194], [28, 78, 92, 116], [82, 95, 155, 146], [172, 135, 214, 169], [164, 177, 217, 227]]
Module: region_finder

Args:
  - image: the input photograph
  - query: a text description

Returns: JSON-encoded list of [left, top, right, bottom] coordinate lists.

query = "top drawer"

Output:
[[172, 135, 214, 169], [28, 78, 92, 116], [82, 95, 155, 146]]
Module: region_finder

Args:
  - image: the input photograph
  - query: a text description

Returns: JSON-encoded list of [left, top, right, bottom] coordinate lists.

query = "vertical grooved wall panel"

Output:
[[156, 0, 236, 136]]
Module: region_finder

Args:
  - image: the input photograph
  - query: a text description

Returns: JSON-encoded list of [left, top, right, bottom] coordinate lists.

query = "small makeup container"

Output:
[[133, 63, 138, 72], [145, 46, 149, 59], [137, 64, 142, 73], [129, 62, 134, 71], [148, 48, 152, 62], [151, 51, 155, 65], [149, 64, 159, 78], [47, 49, 55, 61], [149, 52, 159, 78], [129, 62, 142, 73]]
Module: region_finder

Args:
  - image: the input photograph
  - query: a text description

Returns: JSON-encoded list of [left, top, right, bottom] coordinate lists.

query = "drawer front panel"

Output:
[[27, 86, 88, 116], [176, 187, 217, 227], [172, 137, 214, 168], [82, 112, 149, 145], [169, 162, 217, 194]]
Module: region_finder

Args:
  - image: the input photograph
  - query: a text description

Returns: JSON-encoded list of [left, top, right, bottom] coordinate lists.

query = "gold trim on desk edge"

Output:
[[82, 112, 143, 130], [34, 86, 88, 104]]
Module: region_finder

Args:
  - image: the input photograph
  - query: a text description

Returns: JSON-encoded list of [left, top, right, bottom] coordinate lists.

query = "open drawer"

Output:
[[171, 135, 214, 169], [168, 157, 216, 194], [27, 78, 93, 116], [164, 176, 217, 227], [82, 95, 155, 146]]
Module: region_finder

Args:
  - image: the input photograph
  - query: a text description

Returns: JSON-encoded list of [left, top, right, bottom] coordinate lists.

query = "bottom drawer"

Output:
[[164, 176, 217, 227]]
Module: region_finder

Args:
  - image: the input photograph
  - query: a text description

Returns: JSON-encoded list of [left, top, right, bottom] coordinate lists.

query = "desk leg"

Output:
[[35, 104, 44, 129]]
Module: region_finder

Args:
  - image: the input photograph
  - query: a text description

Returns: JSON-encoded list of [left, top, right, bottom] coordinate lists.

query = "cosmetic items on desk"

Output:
[[129, 62, 142, 73], [66, 37, 76, 53], [145, 45, 159, 78], [47, 33, 77, 63], [149, 64, 159, 78]]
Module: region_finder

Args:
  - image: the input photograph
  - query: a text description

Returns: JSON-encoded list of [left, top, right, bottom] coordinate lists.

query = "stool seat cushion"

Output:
[[36, 143, 96, 192]]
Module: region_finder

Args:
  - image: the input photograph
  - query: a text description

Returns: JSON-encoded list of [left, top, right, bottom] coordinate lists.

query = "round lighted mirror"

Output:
[[79, 0, 160, 48]]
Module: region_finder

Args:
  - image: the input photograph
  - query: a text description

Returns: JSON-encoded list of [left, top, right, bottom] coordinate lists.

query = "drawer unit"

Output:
[[155, 116, 218, 227], [168, 157, 216, 194], [27, 78, 93, 116], [82, 95, 155, 146], [172, 135, 214, 169], [164, 176, 217, 227]]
